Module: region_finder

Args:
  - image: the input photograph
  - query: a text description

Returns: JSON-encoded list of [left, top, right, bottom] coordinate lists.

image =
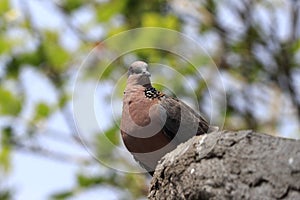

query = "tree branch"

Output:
[[149, 130, 300, 199]]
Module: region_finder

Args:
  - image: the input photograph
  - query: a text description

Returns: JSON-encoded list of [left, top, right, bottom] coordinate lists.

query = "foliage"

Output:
[[0, 0, 299, 199]]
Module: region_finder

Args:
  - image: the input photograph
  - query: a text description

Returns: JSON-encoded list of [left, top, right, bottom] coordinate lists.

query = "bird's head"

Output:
[[128, 61, 151, 77], [127, 61, 151, 87]]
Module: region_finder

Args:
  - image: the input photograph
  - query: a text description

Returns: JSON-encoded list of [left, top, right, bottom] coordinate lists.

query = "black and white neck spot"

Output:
[[144, 87, 164, 100]]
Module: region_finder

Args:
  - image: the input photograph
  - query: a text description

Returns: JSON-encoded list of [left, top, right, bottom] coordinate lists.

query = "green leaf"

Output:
[[77, 174, 107, 187], [51, 191, 74, 200], [0, 189, 12, 200], [104, 125, 120, 145], [42, 31, 70, 73], [33, 103, 51, 121], [0, 36, 11, 54], [291, 39, 300, 53], [95, 125, 120, 158], [141, 12, 179, 29], [59, 93, 69, 108], [96, 0, 128, 22], [0, 127, 12, 172], [0, 0, 9, 15], [6, 50, 44, 78], [1, 126, 13, 145], [0, 146, 11, 172], [0, 88, 22, 116], [61, 0, 84, 13]]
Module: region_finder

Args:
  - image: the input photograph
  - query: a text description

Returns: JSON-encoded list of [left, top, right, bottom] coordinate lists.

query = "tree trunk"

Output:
[[148, 130, 300, 200]]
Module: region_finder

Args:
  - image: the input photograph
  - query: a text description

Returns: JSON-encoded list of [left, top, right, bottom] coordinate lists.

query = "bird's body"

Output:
[[121, 61, 209, 175], [121, 84, 175, 153]]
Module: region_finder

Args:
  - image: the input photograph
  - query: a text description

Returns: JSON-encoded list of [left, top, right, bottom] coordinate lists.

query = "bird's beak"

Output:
[[143, 71, 151, 77]]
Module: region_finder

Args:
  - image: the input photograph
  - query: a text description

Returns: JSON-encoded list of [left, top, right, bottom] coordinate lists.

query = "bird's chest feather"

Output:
[[122, 89, 159, 127], [120, 87, 174, 155]]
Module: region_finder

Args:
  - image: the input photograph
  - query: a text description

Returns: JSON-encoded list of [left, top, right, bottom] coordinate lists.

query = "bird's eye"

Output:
[[135, 68, 144, 74]]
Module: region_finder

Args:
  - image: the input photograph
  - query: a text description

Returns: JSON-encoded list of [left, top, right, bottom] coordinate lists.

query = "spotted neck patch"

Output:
[[144, 87, 164, 100]]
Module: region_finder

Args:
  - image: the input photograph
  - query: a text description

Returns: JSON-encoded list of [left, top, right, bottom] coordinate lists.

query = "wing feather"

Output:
[[159, 95, 209, 142]]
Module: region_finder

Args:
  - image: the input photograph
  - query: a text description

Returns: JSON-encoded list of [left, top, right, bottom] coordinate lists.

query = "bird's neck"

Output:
[[126, 75, 152, 88]]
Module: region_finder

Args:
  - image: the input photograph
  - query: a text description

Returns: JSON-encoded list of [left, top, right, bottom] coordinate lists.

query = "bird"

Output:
[[120, 61, 210, 176]]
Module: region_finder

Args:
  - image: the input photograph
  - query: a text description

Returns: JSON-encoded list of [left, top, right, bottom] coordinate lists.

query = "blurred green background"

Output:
[[0, 0, 299, 199]]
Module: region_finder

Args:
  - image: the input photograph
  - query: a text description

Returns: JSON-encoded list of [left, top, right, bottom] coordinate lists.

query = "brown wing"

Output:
[[159, 95, 209, 143]]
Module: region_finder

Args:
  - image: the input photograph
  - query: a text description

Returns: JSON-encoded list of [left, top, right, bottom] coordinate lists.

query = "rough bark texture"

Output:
[[148, 130, 300, 200]]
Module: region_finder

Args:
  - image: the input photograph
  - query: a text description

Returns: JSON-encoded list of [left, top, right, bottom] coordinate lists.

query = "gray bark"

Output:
[[148, 130, 300, 200]]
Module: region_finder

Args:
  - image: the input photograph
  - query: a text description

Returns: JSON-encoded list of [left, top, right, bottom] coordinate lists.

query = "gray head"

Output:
[[128, 61, 151, 77], [127, 61, 151, 86]]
